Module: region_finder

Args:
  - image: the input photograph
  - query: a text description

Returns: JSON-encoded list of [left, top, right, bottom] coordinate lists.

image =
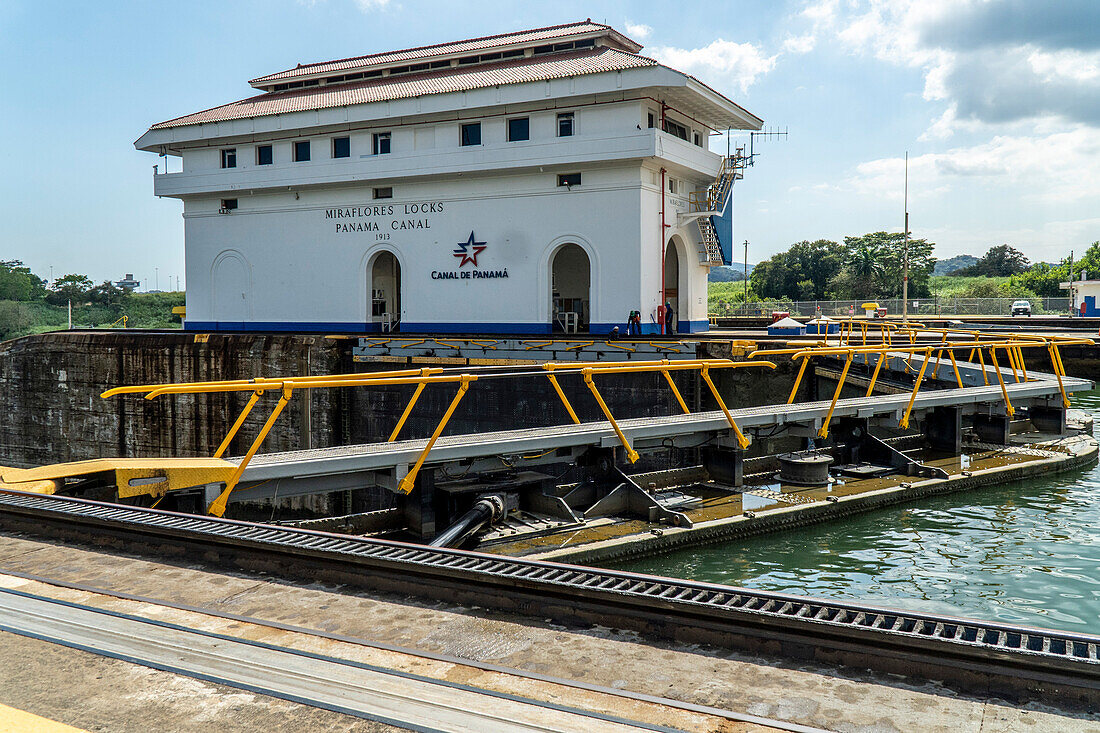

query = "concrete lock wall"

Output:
[[0, 333, 790, 475], [0, 332, 342, 468]]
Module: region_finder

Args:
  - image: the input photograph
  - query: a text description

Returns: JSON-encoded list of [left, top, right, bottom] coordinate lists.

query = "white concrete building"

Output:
[[136, 21, 761, 334]]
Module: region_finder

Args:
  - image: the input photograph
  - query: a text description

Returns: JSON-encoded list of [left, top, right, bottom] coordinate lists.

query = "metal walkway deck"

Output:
[[229, 371, 1091, 501]]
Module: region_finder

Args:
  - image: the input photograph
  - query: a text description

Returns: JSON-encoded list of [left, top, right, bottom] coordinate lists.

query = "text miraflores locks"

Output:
[[326, 201, 445, 233]]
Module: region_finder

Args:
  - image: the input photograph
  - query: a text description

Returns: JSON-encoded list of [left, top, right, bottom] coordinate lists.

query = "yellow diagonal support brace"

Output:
[[1016, 346, 1027, 382], [976, 347, 989, 385], [214, 389, 262, 458], [388, 382, 427, 442], [700, 366, 750, 449], [662, 369, 690, 414], [546, 373, 580, 424], [788, 356, 810, 404], [1048, 344, 1070, 408], [583, 371, 639, 463], [819, 351, 853, 439], [987, 348, 1015, 417], [398, 376, 474, 494], [208, 386, 293, 517], [865, 352, 887, 397], [900, 349, 931, 429], [947, 349, 963, 389], [1005, 344, 1020, 383]]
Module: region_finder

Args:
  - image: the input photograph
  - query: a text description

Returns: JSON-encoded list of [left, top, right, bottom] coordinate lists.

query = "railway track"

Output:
[[1, 489, 1097, 708]]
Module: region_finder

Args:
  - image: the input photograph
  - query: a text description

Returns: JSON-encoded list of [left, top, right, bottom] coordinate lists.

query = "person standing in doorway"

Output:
[[665, 301, 676, 335]]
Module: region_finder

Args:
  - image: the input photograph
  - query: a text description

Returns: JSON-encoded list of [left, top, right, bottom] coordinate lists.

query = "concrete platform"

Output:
[[0, 534, 1095, 732]]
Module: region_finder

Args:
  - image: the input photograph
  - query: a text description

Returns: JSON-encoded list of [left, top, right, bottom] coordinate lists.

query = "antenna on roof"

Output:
[[742, 126, 788, 166]]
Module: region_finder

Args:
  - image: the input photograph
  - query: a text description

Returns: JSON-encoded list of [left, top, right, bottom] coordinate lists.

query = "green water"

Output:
[[612, 388, 1100, 634]]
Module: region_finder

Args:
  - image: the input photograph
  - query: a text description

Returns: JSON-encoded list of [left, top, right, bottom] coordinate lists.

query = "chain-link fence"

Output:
[[710, 297, 1072, 318]]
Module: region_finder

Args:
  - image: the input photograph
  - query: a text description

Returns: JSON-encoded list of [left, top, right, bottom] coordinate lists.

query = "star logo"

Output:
[[453, 231, 487, 267]]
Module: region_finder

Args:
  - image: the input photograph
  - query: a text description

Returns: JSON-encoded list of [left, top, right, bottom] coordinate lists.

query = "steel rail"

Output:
[[0, 490, 1096, 708]]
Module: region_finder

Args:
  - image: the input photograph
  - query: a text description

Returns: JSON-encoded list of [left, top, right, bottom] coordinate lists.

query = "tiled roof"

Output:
[[250, 20, 641, 85], [151, 47, 658, 130]]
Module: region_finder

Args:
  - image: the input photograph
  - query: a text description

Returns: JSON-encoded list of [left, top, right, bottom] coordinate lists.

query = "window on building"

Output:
[[373, 187, 393, 199], [557, 112, 574, 137], [293, 140, 311, 162], [693, 132, 702, 147], [507, 117, 529, 142], [220, 198, 238, 211], [256, 145, 273, 165], [662, 118, 689, 141], [668, 178, 677, 194], [460, 122, 481, 146], [557, 173, 581, 187], [647, 111, 656, 128], [220, 149, 236, 169], [332, 136, 350, 158], [372, 132, 391, 155]]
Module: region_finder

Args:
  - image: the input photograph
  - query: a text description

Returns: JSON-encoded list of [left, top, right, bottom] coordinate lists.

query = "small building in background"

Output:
[[1060, 273, 1100, 316], [115, 274, 140, 291]]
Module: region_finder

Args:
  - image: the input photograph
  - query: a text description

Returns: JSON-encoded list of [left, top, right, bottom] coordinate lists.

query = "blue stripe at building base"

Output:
[[184, 320, 711, 335]]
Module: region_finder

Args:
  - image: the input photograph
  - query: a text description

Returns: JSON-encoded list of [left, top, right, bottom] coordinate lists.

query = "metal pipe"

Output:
[[429, 495, 504, 548]]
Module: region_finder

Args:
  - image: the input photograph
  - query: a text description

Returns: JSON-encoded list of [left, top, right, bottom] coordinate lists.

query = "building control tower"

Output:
[[136, 20, 761, 334]]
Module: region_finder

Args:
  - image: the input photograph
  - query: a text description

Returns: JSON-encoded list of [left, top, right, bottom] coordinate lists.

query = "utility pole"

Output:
[[155, 267, 159, 292], [1069, 250, 1074, 315], [743, 240, 749, 315], [902, 151, 909, 324]]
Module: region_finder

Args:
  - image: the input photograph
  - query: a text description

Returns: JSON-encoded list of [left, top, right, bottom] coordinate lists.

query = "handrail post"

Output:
[[214, 389, 262, 458], [583, 370, 639, 463], [208, 386, 293, 517], [1015, 345, 1027, 382], [398, 376, 474, 494], [987, 348, 1015, 417], [819, 351, 853, 438], [700, 365, 749, 449], [788, 356, 810, 404], [900, 349, 930, 429]]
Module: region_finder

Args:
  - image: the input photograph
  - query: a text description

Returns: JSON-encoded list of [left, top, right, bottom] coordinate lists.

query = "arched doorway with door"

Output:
[[368, 250, 401, 332], [211, 250, 251, 325], [663, 238, 683, 334], [550, 243, 590, 333]]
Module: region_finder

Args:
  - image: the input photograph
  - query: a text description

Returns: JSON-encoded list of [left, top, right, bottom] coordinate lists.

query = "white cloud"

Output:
[[805, 0, 1100, 130], [782, 34, 816, 54], [354, 0, 391, 9], [845, 127, 1100, 205], [624, 22, 652, 41], [650, 40, 777, 93]]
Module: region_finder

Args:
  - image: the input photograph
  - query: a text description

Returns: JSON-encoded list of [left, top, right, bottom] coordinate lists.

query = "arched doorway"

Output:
[[211, 252, 250, 323], [664, 239, 680, 333], [369, 251, 401, 332], [550, 243, 590, 333]]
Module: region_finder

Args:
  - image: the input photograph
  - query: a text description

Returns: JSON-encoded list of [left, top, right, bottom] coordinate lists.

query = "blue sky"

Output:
[[2, 0, 1098, 289]]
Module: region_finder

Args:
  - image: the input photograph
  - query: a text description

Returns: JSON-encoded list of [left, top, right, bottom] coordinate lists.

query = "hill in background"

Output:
[[933, 255, 979, 275]]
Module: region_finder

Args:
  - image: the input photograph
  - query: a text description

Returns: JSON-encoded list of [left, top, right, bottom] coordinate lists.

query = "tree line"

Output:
[[0, 261, 182, 340], [736, 235, 1100, 303], [749, 232, 936, 301]]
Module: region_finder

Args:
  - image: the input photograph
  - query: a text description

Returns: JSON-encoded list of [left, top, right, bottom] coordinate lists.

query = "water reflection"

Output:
[[612, 389, 1100, 634]]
